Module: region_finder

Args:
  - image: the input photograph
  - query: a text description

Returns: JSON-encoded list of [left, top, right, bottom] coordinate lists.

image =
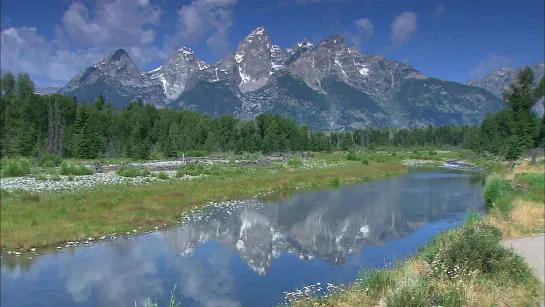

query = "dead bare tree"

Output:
[[46, 96, 62, 156]]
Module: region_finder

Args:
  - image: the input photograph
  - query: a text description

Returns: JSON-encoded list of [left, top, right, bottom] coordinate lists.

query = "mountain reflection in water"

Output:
[[1, 171, 484, 307]]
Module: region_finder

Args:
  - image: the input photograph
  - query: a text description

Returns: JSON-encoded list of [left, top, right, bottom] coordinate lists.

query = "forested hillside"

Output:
[[1, 69, 543, 161]]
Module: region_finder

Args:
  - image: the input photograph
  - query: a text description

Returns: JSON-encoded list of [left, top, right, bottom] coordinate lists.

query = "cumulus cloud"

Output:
[[390, 12, 418, 48], [60, 0, 161, 48], [0, 27, 103, 86], [169, 0, 238, 55], [433, 4, 446, 19], [355, 18, 374, 38], [469, 54, 513, 79], [344, 18, 373, 51], [1, 0, 169, 87]]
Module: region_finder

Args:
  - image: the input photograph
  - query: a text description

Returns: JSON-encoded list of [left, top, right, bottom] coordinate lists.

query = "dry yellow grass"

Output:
[[484, 198, 545, 239], [505, 159, 545, 180]]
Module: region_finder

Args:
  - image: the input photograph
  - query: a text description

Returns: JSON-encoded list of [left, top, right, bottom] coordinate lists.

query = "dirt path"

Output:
[[501, 234, 545, 283]]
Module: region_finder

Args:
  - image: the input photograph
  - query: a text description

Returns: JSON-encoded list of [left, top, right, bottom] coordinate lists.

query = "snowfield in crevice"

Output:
[[0, 171, 200, 193]]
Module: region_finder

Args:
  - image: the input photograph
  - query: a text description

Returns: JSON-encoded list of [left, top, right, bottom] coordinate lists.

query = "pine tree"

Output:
[[73, 104, 99, 159], [503, 67, 539, 151]]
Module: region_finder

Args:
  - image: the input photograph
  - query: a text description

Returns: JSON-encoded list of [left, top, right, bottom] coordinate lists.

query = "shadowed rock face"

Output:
[[60, 26, 505, 130], [163, 172, 484, 275]]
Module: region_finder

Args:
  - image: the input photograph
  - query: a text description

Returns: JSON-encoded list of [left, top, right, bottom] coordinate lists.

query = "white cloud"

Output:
[[344, 18, 373, 51], [433, 5, 446, 19], [60, 0, 161, 48], [0, 27, 103, 86], [170, 0, 238, 55], [1, 0, 168, 87], [355, 18, 374, 37], [390, 12, 418, 48], [469, 54, 513, 79]]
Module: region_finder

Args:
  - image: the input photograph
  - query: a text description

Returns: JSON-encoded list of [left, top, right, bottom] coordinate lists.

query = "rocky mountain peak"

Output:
[[108, 48, 130, 61], [247, 25, 268, 38], [467, 62, 544, 98], [234, 26, 274, 93], [319, 34, 346, 47], [145, 46, 210, 100], [60, 25, 507, 129], [95, 48, 141, 76]]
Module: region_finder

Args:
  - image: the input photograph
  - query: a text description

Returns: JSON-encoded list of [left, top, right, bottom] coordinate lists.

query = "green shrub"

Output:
[[436, 288, 467, 306], [0, 157, 32, 177], [116, 165, 150, 178], [514, 173, 545, 202], [330, 177, 340, 187], [280, 179, 296, 192], [36, 174, 48, 181], [157, 172, 169, 180], [185, 149, 208, 157], [423, 222, 532, 282], [176, 163, 205, 177], [50, 174, 61, 181], [385, 276, 428, 307], [150, 151, 166, 160], [358, 268, 395, 295], [361, 158, 369, 165], [484, 162, 506, 174], [346, 151, 359, 161], [482, 176, 513, 210], [428, 150, 438, 155], [464, 209, 481, 225], [59, 163, 94, 176], [287, 158, 303, 167], [38, 153, 63, 168]]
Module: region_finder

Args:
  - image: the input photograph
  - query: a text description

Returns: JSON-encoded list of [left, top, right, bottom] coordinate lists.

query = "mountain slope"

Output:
[[59, 26, 504, 129], [59, 49, 166, 107], [467, 63, 544, 116], [467, 63, 544, 98]]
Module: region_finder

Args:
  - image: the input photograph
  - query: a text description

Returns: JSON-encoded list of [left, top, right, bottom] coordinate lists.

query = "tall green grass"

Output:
[[482, 175, 514, 215], [59, 163, 94, 176], [38, 153, 63, 168], [116, 165, 150, 177], [0, 157, 32, 177]]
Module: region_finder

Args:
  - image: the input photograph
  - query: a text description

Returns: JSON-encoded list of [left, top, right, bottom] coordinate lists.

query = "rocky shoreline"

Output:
[[0, 171, 200, 193]]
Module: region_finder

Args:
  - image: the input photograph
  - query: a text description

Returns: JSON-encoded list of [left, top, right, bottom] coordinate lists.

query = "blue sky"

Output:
[[1, 0, 543, 87]]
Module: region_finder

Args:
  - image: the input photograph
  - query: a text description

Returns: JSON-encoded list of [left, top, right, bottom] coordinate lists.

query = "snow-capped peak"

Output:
[[178, 46, 194, 55], [249, 25, 267, 37], [297, 39, 314, 50]]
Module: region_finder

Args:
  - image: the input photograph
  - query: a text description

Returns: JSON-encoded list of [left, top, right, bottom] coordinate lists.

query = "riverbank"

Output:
[[1, 153, 411, 251], [287, 159, 545, 306]]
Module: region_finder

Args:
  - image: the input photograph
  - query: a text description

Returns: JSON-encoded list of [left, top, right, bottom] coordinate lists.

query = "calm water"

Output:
[[1, 170, 485, 307]]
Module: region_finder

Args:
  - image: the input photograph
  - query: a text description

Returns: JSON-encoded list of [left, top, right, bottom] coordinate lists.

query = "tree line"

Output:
[[1, 68, 543, 161]]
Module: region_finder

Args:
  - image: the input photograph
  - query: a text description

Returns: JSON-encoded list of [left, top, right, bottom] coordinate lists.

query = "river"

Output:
[[0, 170, 485, 307]]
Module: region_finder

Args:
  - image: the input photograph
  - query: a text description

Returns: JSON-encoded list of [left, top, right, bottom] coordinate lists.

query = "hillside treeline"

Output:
[[1, 68, 543, 160]]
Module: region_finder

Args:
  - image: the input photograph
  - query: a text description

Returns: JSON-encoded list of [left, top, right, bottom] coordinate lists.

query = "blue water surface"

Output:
[[1, 170, 485, 307]]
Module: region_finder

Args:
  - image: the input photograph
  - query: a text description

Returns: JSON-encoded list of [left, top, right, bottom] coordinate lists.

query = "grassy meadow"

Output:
[[0, 151, 422, 250]]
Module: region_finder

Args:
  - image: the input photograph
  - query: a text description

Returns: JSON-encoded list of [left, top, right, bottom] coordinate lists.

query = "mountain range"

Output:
[[55, 26, 540, 130], [467, 63, 544, 116]]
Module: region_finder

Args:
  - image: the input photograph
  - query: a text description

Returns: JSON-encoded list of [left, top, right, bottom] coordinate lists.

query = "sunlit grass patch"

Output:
[[0, 158, 406, 250]]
